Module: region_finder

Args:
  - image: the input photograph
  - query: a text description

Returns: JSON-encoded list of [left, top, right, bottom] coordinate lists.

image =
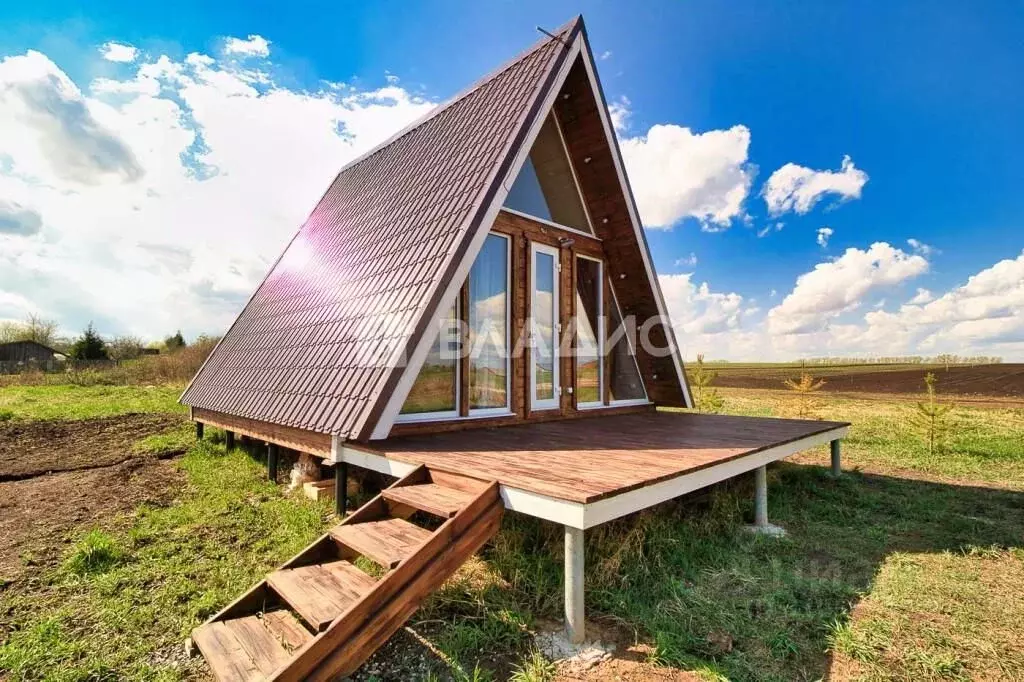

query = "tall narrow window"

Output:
[[468, 233, 510, 412], [504, 114, 592, 234], [607, 289, 647, 402], [531, 243, 560, 409], [575, 256, 602, 406], [399, 301, 459, 417]]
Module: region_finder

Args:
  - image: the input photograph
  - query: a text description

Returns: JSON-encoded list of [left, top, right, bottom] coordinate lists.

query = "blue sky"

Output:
[[0, 1, 1021, 359]]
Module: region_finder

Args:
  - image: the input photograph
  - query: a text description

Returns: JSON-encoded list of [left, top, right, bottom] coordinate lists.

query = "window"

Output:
[[468, 233, 510, 413], [531, 243, 560, 409], [607, 288, 647, 402], [399, 301, 459, 418], [504, 114, 592, 234], [575, 256, 603, 406]]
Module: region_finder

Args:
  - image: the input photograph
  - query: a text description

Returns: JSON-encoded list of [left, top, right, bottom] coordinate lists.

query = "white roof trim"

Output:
[[367, 35, 585, 440], [577, 39, 693, 409]]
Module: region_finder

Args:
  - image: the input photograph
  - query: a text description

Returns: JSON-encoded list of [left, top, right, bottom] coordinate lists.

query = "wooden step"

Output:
[[267, 560, 377, 631], [193, 610, 311, 682], [331, 517, 432, 569], [383, 483, 473, 518]]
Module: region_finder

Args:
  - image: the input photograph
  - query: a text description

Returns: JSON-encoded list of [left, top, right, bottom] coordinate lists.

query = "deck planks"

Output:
[[367, 411, 849, 503]]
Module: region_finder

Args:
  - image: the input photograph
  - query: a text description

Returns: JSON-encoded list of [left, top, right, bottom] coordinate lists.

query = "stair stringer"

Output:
[[268, 477, 502, 681]]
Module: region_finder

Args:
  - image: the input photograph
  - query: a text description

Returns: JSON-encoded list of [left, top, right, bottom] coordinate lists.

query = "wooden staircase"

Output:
[[192, 466, 503, 681]]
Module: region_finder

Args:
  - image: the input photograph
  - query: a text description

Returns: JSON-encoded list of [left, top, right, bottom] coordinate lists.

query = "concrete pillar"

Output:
[[267, 443, 278, 482], [225, 430, 235, 450], [746, 465, 786, 537], [830, 439, 842, 477], [335, 462, 348, 517], [754, 465, 769, 528], [195, 422, 204, 440], [564, 525, 585, 645]]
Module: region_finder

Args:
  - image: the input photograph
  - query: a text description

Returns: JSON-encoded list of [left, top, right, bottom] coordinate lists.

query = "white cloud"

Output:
[[908, 287, 933, 304], [762, 154, 868, 216], [767, 242, 928, 335], [907, 238, 937, 256], [99, 42, 138, 63], [757, 221, 784, 238], [608, 95, 631, 134], [674, 253, 698, 268], [619, 123, 754, 230], [223, 34, 271, 57], [816, 226, 834, 248], [0, 39, 433, 340], [599, 50, 612, 60], [663, 247, 1023, 361]]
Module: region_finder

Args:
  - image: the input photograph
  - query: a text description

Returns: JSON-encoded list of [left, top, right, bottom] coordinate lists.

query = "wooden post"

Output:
[[267, 443, 278, 482], [225, 430, 235, 450], [564, 525, 585, 644], [195, 422, 204, 440], [830, 439, 842, 477], [335, 462, 348, 517], [754, 465, 768, 527]]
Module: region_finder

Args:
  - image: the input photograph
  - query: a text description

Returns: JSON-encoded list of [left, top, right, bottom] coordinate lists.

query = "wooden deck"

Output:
[[351, 411, 849, 505]]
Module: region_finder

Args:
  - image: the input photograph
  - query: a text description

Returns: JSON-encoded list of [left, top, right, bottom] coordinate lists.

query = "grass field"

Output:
[[0, 382, 1021, 681]]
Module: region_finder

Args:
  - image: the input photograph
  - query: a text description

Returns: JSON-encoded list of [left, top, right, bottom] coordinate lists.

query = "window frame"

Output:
[[573, 254, 605, 410], [530, 241, 561, 412], [395, 296, 462, 423], [468, 232, 513, 417], [502, 112, 595, 236], [606, 282, 651, 406]]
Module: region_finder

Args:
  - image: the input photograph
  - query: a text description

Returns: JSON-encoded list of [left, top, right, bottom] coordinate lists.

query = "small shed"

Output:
[[0, 340, 63, 372]]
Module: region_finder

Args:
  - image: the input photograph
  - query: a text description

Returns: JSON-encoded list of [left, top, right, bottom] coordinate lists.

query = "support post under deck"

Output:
[[746, 465, 786, 537], [830, 439, 842, 477], [754, 465, 769, 527], [195, 422, 204, 440], [564, 525, 585, 644], [267, 443, 278, 482], [335, 462, 348, 517]]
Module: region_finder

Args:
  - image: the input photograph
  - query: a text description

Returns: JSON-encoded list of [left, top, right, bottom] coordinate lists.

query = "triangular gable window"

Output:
[[504, 113, 593, 234]]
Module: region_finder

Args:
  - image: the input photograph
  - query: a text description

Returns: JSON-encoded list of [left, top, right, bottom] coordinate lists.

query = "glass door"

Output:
[[530, 243, 560, 410]]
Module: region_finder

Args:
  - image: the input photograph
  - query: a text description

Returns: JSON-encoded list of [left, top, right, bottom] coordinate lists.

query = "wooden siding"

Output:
[[554, 59, 687, 407], [193, 407, 332, 458], [389, 210, 654, 438]]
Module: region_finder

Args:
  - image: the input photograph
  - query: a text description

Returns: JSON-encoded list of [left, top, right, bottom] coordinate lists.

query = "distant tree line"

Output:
[[0, 314, 199, 362]]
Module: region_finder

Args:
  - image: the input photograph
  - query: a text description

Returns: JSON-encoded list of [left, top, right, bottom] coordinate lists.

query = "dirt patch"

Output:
[[713, 363, 1024, 399], [0, 412, 184, 481], [0, 456, 183, 585]]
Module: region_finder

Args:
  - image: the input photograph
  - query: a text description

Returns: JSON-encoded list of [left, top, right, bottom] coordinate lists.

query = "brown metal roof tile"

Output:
[[181, 17, 582, 437]]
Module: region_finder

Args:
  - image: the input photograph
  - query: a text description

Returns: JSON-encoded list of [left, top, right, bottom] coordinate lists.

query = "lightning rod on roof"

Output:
[[536, 26, 569, 46]]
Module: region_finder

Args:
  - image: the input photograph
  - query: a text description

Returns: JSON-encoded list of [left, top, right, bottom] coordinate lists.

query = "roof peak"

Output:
[[318, 16, 585, 193]]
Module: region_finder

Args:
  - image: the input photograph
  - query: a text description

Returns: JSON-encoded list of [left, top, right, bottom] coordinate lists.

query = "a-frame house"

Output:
[[182, 16, 848, 680]]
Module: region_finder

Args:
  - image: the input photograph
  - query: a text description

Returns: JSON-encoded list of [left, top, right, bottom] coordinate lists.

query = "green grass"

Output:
[[0, 384, 186, 421], [0, 441, 332, 681], [1, 388, 1021, 680]]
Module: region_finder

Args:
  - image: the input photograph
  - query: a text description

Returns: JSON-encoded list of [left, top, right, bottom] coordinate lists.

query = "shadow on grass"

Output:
[[450, 463, 1024, 682]]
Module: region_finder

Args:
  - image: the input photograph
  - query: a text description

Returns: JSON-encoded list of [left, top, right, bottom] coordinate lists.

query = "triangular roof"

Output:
[[182, 16, 692, 440]]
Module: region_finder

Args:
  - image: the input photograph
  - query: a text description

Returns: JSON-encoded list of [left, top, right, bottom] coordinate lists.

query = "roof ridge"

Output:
[[321, 16, 581, 187]]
